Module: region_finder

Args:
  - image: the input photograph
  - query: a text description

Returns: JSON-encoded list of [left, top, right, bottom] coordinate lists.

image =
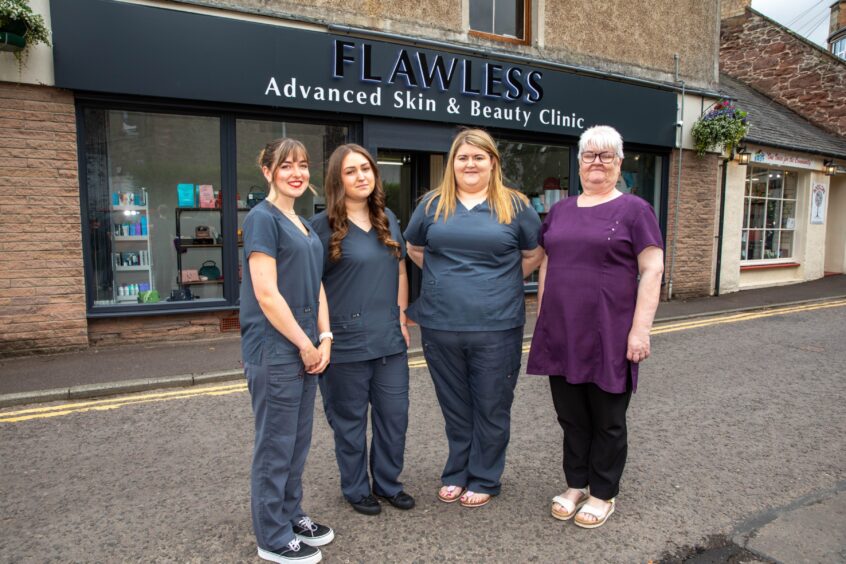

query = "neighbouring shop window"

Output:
[[84, 109, 222, 306], [235, 119, 348, 299], [620, 152, 664, 219], [741, 166, 797, 261], [469, 0, 528, 42]]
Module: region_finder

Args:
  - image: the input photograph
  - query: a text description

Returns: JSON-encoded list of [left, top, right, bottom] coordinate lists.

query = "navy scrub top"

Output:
[[239, 200, 324, 366], [404, 193, 541, 332], [311, 208, 407, 363]]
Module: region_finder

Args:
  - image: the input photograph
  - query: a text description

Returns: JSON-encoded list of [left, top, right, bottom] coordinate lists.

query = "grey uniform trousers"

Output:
[[246, 360, 317, 552], [421, 327, 523, 495], [320, 351, 409, 501]]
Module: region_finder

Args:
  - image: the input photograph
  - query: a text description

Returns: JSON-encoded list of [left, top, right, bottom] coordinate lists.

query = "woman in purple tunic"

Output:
[[527, 125, 664, 529]]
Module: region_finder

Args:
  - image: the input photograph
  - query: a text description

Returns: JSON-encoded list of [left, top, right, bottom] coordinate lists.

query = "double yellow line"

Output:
[[2, 298, 844, 424], [0, 383, 247, 423]]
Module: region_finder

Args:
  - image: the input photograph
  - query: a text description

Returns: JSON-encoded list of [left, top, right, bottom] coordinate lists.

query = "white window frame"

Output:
[[740, 166, 800, 265]]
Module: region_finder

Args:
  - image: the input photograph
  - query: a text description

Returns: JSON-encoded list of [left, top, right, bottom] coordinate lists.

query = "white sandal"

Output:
[[574, 498, 615, 529], [551, 487, 589, 521]]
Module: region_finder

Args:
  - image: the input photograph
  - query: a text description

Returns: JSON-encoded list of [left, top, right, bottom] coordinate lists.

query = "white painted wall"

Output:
[[0, 0, 54, 86], [718, 160, 747, 293], [824, 175, 846, 274]]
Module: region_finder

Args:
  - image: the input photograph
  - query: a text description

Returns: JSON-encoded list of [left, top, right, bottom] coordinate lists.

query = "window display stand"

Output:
[[175, 207, 247, 291], [111, 201, 153, 302]]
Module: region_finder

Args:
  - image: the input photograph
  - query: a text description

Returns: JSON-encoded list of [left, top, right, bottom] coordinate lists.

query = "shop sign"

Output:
[[751, 149, 814, 169], [51, 0, 677, 147]]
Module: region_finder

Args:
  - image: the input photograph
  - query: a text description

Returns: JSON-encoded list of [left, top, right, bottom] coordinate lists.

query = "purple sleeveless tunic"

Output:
[[526, 194, 664, 393]]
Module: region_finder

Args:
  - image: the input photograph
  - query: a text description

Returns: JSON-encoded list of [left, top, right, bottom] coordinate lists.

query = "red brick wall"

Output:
[[664, 149, 721, 299], [88, 310, 240, 347], [721, 9, 846, 137], [0, 83, 89, 357]]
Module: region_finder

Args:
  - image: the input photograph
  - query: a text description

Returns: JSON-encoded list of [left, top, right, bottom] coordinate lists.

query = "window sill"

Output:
[[469, 29, 529, 45], [740, 262, 800, 271]]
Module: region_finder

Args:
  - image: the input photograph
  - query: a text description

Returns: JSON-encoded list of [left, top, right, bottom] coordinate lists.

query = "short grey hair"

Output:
[[578, 125, 624, 160]]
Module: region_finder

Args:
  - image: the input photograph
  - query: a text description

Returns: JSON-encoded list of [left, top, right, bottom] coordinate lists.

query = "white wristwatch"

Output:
[[318, 331, 334, 343]]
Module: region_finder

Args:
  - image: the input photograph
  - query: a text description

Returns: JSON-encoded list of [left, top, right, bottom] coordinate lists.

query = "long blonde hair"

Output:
[[425, 128, 528, 224]]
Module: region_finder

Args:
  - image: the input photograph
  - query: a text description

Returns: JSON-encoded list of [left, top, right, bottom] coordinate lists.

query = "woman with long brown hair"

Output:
[[240, 138, 334, 564], [404, 129, 544, 508], [311, 143, 414, 516]]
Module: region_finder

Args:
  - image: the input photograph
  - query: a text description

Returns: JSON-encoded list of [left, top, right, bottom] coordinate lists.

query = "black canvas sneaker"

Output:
[[257, 538, 321, 564], [292, 516, 335, 547]]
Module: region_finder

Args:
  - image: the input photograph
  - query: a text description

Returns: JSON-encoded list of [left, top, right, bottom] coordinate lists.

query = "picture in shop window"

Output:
[[741, 167, 797, 261]]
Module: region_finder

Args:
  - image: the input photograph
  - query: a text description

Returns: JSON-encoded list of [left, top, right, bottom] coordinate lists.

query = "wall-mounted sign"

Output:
[[810, 184, 826, 225], [51, 0, 677, 147], [751, 149, 815, 169]]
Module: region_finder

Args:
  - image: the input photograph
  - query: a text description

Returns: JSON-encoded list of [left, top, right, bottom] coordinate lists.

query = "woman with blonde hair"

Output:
[[240, 138, 335, 563], [311, 144, 414, 516], [404, 128, 544, 508]]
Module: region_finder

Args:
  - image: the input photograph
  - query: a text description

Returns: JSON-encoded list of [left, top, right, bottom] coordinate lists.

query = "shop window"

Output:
[[84, 109, 223, 307], [83, 108, 349, 311], [741, 167, 797, 262], [499, 140, 570, 215], [469, 0, 530, 44], [499, 140, 570, 287], [620, 152, 664, 219]]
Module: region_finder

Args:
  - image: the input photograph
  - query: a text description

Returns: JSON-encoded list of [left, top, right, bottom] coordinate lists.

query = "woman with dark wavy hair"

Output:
[[311, 143, 414, 516]]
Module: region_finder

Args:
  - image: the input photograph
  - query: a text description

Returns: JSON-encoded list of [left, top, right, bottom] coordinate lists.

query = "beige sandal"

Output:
[[459, 490, 491, 508], [437, 485, 465, 503], [574, 498, 615, 529], [551, 487, 589, 521]]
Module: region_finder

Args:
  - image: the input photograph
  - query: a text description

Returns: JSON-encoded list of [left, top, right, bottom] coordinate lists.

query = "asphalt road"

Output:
[[1, 304, 845, 563]]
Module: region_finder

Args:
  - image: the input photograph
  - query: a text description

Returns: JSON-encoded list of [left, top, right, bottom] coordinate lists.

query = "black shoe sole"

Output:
[[349, 500, 381, 515], [375, 493, 416, 510]]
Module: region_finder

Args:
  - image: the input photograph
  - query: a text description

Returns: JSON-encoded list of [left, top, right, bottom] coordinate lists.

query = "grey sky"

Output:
[[751, 0, 832, 46]]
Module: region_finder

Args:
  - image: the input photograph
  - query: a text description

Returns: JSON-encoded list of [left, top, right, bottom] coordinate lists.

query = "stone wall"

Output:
[[87, 310, 240, 347], [721, 9, 846, 137], [0, 83, 88, 357], [544, 0, 720, 87], [664, 150, 721, 299], [174, 0, 720, 89]]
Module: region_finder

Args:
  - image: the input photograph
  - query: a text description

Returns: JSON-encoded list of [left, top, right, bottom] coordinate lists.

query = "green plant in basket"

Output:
[[691, 99, 749, 157], [0, 0, 50, 64]]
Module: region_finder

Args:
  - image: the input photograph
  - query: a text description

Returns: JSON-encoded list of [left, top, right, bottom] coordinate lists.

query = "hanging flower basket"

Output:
[[0, 0, 50, 63], [691, 99, 749, 157], [0, 30, 25, 52]]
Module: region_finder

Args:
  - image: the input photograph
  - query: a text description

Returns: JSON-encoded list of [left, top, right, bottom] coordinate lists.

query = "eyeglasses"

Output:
[[581, 151, 616, 164]]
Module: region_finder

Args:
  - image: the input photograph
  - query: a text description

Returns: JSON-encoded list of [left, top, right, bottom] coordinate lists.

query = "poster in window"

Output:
[[810, 184, 826, 225], [198, 184, 216, 208]]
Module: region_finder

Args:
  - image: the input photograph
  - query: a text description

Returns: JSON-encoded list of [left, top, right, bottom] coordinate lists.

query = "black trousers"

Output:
[[549, 376, 632, 500]]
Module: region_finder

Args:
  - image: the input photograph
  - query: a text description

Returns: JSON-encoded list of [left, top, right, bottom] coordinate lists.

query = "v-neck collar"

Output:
[[348, 219, 373, 235], [266, 200, 312, 238]]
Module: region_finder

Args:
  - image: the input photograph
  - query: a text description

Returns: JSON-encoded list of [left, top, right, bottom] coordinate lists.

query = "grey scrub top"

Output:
[[239, 200, 323, 366], [404, 193, 541, 331], [311, 208, 407, 363]]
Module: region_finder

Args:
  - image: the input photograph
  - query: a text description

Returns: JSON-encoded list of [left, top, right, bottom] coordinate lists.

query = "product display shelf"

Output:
[[175, 207, 248, 291], [111, 199, 153, 302]]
